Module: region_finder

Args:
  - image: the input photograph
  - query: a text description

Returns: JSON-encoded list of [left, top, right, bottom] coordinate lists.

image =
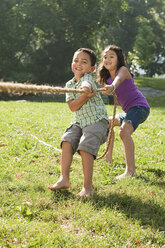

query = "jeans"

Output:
[[118, 106, 150, 131]]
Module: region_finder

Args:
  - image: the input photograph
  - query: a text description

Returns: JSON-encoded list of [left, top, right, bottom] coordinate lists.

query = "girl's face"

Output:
[[72, 51, 95, 81], [103, 50, 118, 72]]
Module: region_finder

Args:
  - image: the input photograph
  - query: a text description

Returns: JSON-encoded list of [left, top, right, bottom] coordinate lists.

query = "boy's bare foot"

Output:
[[115, 172, 139, 180], [77, 187, 94, 197], [48, 178, 70, 191]]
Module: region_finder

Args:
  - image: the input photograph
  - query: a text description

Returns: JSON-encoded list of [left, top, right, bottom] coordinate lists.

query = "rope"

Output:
[[31, 134, 81, 159], [0, 81, 107, 95], [0, 81, 117, 160], [97, 91, 117, 160]]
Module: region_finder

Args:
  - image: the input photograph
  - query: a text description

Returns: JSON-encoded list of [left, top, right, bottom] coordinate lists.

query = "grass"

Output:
[[0, 88, 165, 247], [134, 77, 165, 91]]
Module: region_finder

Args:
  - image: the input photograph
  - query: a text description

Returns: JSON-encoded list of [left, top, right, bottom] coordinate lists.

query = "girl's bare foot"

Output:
[[115, 171, 139, 180], [77, 186, 94, 197], [48, 177, 70, 191], [105, 153, 113, 163]]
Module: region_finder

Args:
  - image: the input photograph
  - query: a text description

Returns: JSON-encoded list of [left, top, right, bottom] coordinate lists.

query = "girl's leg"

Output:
[[116, 122, 138, 179], [105, 117, 120, 162], [48, 141, 73, 190], [78, 150, 94, 197]]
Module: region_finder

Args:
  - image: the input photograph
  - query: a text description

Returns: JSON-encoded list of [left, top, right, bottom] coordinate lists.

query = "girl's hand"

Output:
[[102, 85, 114, 95]]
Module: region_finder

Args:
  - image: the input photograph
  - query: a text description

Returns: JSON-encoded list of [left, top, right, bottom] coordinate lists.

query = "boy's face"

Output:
[[72, 51, 95, 81]]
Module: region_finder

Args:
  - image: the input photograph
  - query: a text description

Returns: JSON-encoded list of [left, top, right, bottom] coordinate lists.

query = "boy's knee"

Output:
[[61, 141, 73, 151]]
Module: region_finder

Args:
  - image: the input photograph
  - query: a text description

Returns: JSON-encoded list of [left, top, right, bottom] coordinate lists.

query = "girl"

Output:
[[97, 45, 150, 179]]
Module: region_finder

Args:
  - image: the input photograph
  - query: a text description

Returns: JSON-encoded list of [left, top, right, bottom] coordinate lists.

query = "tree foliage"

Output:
[[0, 0, 164, 84], [132, 0, 165, 76]]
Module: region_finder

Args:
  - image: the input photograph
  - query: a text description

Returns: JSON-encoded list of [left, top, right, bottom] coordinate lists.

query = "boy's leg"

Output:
[[77, 119, 109, 196], [48, 141, 73, 190], [105, 117, 120, 162], [78, 150, 94, 197]]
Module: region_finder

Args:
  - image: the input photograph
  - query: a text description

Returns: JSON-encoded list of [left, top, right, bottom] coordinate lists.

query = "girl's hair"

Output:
[[97, 45, 127, 86], [75, 48, 96, 66]]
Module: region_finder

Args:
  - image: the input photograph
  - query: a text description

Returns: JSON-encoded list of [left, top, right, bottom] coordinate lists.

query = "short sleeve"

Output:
[[65, 80, 76, 102]]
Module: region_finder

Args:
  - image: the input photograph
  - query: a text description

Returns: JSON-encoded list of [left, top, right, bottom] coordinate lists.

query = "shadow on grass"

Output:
[[140, 169, 165, 188], [147, 95, 165, 108], [90, 192, 165, 231], [0, 92, 65, 102], [50, 190, 76, 202], [141, 177, 165, 189], [145, 168, 165, 177]]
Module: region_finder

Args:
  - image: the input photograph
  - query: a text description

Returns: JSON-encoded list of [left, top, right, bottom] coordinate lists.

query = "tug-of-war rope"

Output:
[[0, 81, 117, 160]]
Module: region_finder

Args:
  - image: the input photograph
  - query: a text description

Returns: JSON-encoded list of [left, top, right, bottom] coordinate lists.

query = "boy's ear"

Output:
[[91, 66, 95, 72]]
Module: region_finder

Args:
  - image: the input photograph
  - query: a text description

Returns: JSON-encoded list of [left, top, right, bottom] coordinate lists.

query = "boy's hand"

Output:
[[102, 85, 114, 95], [80, 80, 96, 98], [80, 86, 96, 98]]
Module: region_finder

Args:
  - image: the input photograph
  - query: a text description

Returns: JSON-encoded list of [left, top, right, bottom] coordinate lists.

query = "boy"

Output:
[[48, 48, 109, 197]]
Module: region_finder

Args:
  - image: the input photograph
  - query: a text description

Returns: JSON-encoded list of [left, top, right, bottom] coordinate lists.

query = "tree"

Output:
[[97, 0, 148, 55], [97, 0, 165, 76], [133, 0, 165, 76], [0, 0, 123, 84], [0, 0, 164, 83], [0, 0, 27, 81], [26, 0, 123, 84]]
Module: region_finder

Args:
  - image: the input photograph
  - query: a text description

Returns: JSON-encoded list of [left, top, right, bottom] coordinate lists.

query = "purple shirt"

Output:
[[107, 75, 150, 113]]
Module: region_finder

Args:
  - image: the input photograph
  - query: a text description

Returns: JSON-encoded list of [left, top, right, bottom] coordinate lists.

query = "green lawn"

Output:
[[0, 91, 165, 247], [135, 77, 165, 91]]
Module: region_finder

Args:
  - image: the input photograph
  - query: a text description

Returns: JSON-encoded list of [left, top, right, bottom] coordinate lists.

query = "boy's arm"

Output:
[[67, 81, 96, 112], [67, 94, 89, 112]]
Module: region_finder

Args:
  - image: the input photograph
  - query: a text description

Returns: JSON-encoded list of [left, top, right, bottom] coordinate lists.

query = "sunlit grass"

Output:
[[0, 96, 165, 247], [135, 77, 165, 91]]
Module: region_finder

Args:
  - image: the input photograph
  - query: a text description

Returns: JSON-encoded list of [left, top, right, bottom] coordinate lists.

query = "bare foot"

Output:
[[105, 154, 113, 163], [115, 172, 139, 180], [48, 177, 70, 191], [77, 187, 94, 197]]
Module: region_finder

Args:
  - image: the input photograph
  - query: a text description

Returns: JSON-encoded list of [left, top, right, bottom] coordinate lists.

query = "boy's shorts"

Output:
[[61, 119, 109, 159], [118, 106, 150, 131]]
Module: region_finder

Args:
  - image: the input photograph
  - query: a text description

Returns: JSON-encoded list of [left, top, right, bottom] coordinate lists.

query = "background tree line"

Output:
[[0, 0, 164, 85]]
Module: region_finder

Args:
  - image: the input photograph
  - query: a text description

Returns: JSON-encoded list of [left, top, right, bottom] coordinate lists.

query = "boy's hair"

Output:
[[97, 45, 127, 86], [75, 48, 96, 66]]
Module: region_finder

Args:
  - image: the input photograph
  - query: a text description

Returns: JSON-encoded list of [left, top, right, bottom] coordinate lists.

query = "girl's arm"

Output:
[[67, 81, 96, 112], [103, 66, 131, 95]]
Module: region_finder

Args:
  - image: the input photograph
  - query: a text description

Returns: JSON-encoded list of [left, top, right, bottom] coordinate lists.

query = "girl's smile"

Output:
[[103, 50, 118, 72]]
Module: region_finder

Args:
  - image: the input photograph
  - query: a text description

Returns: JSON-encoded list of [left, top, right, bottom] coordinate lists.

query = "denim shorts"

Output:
[[61, 119, 109, 159], [118, 106, 150, 131]]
